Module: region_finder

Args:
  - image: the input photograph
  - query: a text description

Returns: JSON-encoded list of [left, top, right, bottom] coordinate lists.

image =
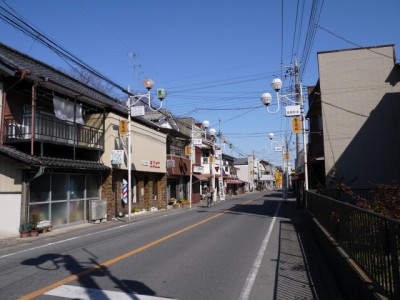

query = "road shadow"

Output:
[[20, 249, 161, 299]]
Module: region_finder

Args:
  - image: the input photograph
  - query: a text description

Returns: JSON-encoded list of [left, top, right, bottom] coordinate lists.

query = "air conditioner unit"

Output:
[[89, 200, 107, 221]]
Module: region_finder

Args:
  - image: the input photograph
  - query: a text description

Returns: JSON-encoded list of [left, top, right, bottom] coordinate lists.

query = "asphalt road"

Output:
[[0, 191, 342, 300]]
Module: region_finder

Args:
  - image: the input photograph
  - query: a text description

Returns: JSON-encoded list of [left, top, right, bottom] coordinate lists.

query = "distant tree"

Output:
[[64, 67, 126, 102]]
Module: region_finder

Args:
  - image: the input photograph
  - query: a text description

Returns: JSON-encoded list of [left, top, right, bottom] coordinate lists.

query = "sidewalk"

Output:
[[274, 191, 343, 300], [0, 198, 209, 250]]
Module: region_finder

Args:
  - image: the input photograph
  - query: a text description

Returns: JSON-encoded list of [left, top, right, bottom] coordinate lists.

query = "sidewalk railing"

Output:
[[306, 191, 400, 299]]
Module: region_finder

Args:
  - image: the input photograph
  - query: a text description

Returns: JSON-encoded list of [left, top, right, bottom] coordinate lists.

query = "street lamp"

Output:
[[202, 120, 217, 202], [266, 132, 288, 199], [127, 78, 166, 221], [266, 132, 283, 152], [260, 77, 309, 194]]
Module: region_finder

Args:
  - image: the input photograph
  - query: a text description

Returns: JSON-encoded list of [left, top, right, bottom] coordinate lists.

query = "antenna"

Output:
[[128, 51, 142, 89]]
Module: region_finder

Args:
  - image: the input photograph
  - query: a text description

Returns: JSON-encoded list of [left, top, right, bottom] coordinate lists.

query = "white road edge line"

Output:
[[238, 201, 282, 300]]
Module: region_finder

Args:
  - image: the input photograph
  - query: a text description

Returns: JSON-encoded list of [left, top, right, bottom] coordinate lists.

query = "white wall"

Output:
[[0, 194, 21, 237]]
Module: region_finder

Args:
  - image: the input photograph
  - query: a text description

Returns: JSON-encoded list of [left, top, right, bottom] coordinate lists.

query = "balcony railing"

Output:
[[4, 113, 104, 150]]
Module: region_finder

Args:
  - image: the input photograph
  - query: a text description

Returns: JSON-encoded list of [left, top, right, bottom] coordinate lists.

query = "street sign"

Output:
[[119, 120, 128, 135], [285, 105, 301, 117], [131, 105, 145, 116], [185, 145, 191, 156], [193, 138, 202, 145], [274, 146, 283, 152], [291, 117, 301, 133]]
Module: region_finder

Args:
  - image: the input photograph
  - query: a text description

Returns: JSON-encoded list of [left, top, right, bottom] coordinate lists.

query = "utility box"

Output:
[[89, 200, 106, 221]]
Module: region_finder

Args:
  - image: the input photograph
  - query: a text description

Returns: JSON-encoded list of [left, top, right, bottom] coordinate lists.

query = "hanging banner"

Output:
[[218, 178, 225, 201]]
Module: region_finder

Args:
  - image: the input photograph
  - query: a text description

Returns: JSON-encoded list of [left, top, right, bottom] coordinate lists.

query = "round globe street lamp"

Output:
[[266, 132, 288, 199], [260, 77, 309, 195], [127, 78, 166, 220]]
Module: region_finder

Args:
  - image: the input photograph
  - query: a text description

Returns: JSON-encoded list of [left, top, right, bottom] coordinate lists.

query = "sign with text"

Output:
[[131, 105, 145, 116], [218, 178, 225, 201], [119, 120, 128, 135], [285, 105, 301, 117], [193, 166, 204, 173], [111, 150, 124, 164], [193, 138, 202, 145], [291, 117, 301, 133]]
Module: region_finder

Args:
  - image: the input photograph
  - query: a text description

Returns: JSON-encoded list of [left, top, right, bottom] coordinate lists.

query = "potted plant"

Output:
[[19, 223, 29, 238], [172, 202, 181, 208], [29, 214, 40, 237], [180, 200, 190, 208], [168, 197, 176, 205]]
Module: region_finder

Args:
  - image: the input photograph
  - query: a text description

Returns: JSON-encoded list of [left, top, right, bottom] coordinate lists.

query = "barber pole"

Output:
[[122, 179, 128, 204]]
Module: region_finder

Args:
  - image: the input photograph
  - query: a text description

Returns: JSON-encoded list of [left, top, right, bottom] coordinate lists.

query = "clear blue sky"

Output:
[[1, 0, 399, 166]]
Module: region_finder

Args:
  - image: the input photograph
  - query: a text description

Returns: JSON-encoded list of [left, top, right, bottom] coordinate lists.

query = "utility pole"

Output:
[[294, 57, 300, 157]]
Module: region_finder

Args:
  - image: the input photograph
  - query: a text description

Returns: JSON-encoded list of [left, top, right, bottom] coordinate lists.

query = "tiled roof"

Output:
[[0, 145, 110, 171], [234, 157, 248, 165], [0, 42, 179, 136], [0, 42, 123, 111]]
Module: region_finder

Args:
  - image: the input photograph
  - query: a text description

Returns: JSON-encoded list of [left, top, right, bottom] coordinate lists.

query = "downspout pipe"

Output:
[[31, 83, 37, 155]]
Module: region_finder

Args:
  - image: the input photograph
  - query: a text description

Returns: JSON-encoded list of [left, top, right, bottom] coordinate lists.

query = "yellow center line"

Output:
[[19, 196, 261, 299], [19, 208, 233, 300]]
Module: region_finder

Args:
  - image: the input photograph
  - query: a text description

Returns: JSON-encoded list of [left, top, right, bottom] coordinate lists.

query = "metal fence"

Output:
[[323, 189, 373, 204], [306, 191, 400, 299]]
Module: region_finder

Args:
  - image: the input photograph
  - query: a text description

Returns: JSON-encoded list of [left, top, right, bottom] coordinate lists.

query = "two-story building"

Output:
[[0, 42, 172, 237], [0, 42, 114, 237]]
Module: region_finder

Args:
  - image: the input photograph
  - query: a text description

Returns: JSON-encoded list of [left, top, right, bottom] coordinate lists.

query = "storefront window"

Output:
[[30, 173, 100, 227], [86, 175, 99, 198], [30, 174, 50, 202], [29, 203, 49, 222], [69, 200, 85, 223], [52, 174, 68, 200], [51, 202, 68, 225], [70, 174, 85, 199]]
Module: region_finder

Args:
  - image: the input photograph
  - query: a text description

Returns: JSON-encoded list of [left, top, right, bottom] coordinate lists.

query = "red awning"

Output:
[[227, 179, 243, 184]]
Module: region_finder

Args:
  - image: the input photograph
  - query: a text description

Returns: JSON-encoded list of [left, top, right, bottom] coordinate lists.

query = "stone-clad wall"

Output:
[[103, 170, 168, 218], [133, 172, 167, 210]]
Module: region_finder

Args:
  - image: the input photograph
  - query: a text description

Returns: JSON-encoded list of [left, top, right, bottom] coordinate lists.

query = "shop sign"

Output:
[[193, 166, 204, 173], [193, 138, 202, 145], [111, 150, 124, 164], [285, 105, 300, 117], [141, 160, 161, 168], [166, 160, 175, 168]]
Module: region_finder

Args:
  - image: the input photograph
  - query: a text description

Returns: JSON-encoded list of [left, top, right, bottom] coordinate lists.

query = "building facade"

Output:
[[307, 44, 400, 191]]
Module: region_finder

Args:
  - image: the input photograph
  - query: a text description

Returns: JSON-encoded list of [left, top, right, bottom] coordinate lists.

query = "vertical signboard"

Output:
[[218, 178, 225, 201]]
